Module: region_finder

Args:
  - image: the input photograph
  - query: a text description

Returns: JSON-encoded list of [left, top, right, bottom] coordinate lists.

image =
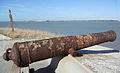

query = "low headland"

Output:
[[24, 20, 120, 22], [0, 28, 59, 39]]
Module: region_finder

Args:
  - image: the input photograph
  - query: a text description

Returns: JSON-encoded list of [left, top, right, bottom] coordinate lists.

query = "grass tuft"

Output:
[[0, 28, 60, 38]]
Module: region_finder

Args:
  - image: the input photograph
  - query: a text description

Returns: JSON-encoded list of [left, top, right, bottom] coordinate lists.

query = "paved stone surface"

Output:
[[0, 34, 11, 40], [56, 45, 120, 73], [78, 46, 120, 73]]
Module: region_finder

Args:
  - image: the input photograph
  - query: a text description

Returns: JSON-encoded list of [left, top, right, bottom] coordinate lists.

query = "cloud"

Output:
[[0, 3, 25, 9], [9, 4, 25, 8], [55, 8, 60, 10], [0, 6, 9, 8], [0, 3, 32, 12], [48, 7, 60, 10]]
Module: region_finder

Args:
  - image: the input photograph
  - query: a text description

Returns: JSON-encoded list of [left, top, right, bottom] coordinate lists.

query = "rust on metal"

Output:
[[3, 30, 116, 67], [9, 9, 14, 32]]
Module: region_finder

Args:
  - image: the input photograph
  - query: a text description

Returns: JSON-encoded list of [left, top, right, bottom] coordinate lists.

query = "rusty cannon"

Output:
[[3, 30, 116, 67]]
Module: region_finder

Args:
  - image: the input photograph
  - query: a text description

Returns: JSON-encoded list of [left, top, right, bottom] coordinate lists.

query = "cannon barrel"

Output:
[[3, 30, 116, 67]]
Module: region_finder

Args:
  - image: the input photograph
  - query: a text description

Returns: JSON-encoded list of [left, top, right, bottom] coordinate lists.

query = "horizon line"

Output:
[[0, 19, 120, 22]]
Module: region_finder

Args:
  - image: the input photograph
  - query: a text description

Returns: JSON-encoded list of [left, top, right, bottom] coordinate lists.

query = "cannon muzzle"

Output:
[[3, 30, 116, 67]]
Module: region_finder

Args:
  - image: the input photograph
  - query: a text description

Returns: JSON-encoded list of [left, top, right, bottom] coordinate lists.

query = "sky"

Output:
[[0, 0, 120, 21]]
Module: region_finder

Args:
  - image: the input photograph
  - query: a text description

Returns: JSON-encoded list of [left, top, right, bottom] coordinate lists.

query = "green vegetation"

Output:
[[0, 28, 59, 38]]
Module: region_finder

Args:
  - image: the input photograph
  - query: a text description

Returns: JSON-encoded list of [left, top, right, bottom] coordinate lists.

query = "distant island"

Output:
[[24, 20, 120, 22]]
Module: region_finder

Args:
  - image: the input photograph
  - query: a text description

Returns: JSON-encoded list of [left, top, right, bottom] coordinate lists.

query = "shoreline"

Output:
[[0, 20, 120, 22], [24, 20, 120, 22]]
